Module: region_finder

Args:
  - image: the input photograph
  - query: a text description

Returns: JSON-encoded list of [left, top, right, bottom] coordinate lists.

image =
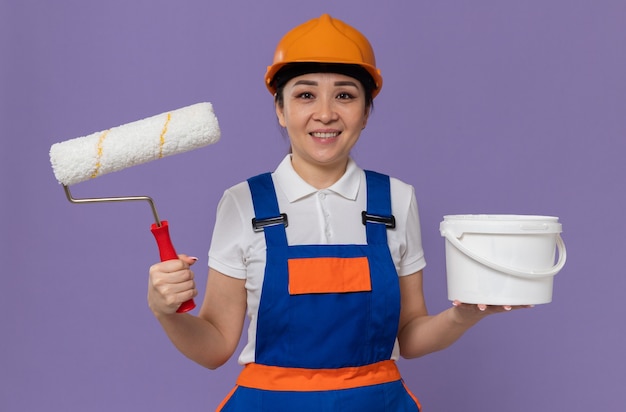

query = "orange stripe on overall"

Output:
[[236, 360, 401, 392]]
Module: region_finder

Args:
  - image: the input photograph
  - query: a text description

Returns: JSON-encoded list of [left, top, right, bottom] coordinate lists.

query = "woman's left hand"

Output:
[[451, 300, 533, 322]]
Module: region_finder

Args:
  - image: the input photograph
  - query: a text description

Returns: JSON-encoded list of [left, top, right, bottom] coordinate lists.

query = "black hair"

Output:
[[273, 62, 375, 110]]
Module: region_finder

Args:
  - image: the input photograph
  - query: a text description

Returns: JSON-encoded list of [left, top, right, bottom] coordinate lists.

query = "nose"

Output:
[[314, 97, 338, 124]]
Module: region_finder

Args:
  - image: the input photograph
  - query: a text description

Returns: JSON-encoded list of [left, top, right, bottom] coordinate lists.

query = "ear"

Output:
[[362, 107, 370, 130], [275, 101, 287, 128]]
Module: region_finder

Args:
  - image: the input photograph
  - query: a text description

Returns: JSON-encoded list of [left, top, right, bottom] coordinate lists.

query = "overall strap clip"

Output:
[[252, 213, 289, 232], [361, 211, 396, 229]]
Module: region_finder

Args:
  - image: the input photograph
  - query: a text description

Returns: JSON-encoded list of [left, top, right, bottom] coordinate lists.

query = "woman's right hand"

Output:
[[148, 255, 199, 316]]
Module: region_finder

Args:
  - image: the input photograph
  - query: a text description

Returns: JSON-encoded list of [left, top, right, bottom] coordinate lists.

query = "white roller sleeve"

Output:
[[50, 102, 220, 186]]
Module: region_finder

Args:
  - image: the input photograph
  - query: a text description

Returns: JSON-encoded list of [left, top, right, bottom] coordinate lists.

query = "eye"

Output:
[[336, 92, 355, 100], [297, 92, 314, 99]]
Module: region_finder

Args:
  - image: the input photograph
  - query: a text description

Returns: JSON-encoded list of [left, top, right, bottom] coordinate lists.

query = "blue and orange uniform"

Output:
[[217, 170, 421, 411]]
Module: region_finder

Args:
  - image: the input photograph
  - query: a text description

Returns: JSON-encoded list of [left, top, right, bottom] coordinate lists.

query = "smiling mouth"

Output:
[[310, 132, 340, 139]]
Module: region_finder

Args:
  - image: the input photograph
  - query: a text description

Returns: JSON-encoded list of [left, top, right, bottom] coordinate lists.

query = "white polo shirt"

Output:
[[208, 154, 426, 364]]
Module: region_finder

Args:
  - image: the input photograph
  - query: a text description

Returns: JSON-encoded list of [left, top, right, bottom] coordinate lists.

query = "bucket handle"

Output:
[[442, 232, 567, 278]]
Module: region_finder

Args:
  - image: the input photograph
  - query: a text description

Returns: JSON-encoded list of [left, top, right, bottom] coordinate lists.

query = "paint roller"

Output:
[[49, 102, 221, 313]]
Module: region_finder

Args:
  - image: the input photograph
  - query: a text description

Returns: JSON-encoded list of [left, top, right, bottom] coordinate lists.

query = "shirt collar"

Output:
[[273, 155, 362, 203]]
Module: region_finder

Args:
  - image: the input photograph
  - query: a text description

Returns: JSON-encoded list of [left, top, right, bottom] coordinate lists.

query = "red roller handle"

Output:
[[150, 220, 196, 313]]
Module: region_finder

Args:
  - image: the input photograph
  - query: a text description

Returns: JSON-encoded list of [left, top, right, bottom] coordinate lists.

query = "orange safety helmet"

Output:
[[265, 14, 383, 98]]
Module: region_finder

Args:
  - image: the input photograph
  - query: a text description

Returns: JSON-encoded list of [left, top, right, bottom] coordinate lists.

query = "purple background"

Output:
[[2, 1, 625, 410]]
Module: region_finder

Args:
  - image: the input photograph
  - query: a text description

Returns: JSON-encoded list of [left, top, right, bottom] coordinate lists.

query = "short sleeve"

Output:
[[396, 185, 427, 276], [208, 185, 251, 279]]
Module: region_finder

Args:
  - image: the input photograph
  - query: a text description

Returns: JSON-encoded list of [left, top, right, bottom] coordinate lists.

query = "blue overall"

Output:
[[217, 171, 421, 412]]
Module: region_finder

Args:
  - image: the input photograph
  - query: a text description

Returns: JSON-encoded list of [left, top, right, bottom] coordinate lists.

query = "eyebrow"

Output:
[[292, 79, 360, 88]]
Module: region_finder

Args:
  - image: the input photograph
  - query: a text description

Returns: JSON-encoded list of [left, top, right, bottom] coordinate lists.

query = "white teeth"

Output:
[[311, 132, 339, 138]]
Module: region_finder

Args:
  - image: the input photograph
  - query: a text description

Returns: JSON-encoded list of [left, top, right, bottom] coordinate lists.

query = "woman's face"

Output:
[[276, 72, 369, 181]]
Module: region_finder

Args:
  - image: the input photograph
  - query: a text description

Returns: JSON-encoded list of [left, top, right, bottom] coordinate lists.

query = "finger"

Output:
[[179, 254, 199, 266], [150, 259, 189, 275], [160, 268, 195, 286], [156, 287, 198, 311], [158, 278, 197, 297], [149, 264, 195, 293], [506, 304, 535, 310], [151, 273, 197, 302]]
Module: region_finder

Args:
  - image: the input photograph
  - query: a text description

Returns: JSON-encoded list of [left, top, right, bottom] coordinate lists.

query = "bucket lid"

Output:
[[440, 214, 562, 237]]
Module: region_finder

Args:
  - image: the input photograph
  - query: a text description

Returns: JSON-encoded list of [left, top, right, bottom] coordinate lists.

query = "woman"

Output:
[[148, 14, 522, 411]]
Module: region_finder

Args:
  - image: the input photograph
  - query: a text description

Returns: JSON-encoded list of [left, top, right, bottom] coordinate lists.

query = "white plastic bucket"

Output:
[[439, 215, 566, 305]]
